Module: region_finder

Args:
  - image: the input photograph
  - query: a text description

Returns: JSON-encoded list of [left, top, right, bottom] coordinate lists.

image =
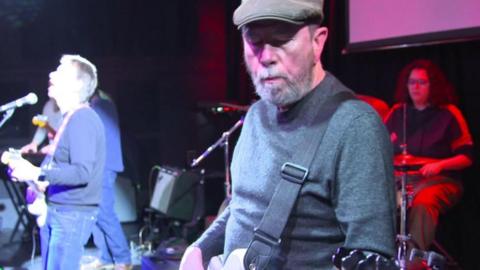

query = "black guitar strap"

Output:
[[243, 90, 355, 270]]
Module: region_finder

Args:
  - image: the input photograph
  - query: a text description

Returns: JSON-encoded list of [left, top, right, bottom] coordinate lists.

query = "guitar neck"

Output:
[[42, 123, 56, 137], [32, 116, 56, 137]]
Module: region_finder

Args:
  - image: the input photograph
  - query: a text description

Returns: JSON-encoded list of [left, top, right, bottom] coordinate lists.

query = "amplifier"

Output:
[[149, 167, 202, 221]]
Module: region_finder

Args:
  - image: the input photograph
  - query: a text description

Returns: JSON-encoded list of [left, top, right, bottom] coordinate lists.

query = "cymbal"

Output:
[[393, 154, 439, 167]]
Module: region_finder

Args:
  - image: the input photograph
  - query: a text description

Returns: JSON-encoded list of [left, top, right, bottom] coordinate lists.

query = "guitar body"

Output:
[[1, 149, 48, 227], [25, 186, 47, 227], [215, 247, 400, 270], [208, 249, 247, 270]]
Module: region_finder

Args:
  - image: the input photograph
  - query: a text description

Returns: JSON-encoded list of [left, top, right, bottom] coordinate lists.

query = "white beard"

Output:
[[247, 59, 315, 107]]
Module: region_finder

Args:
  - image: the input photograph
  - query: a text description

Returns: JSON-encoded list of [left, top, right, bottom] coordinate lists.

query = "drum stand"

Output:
[[396, 105, 448, 269], [396, 165, 411, 270], [397, 104, 411, 269], [395, 164, 451, 270]]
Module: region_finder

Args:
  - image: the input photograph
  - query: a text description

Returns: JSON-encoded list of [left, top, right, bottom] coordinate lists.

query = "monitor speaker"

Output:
[[149, 167, 202, 221]]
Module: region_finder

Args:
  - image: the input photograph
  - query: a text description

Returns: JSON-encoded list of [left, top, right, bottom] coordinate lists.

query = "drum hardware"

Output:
[[394, 154, 439, 171], [394, 104, 448, 269], [394, 153, 437, 268], [395, 103, 412, 270], [409, 248, 446, 269], [395, 160, 412, 270]]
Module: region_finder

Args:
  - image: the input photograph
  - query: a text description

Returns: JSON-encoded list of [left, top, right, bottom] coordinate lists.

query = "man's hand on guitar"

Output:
[[179, 246, 205, 270], [7, 156, 41, 182], [20, 142, 39, 154], [1, 149, 49, 226], [9, 160, 49, 192], [39, 144, 54, 155]]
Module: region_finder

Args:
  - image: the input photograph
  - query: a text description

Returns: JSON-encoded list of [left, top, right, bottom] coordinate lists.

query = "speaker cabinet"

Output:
[[149, 167, 203, 221]]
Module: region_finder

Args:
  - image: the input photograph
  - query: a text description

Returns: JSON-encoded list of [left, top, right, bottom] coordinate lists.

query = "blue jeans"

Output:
[[40, 205, 98, 270], [92, 170, 131, 264]]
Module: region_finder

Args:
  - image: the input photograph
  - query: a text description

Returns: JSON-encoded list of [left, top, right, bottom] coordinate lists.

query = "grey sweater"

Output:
[[195, 73, 396, 269], [42, 105, 106, 206]]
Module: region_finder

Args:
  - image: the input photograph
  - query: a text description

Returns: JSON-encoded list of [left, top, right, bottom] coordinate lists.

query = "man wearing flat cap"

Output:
[[180, 0, 396, 269]]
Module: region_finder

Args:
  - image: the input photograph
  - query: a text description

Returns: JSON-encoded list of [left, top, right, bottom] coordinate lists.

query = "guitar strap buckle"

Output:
[[281, 162, 309, 184], [252, 228, 281, 247]]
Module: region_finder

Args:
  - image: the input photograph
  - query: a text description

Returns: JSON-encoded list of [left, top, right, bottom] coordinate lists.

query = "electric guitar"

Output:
[[208, 249, 247, 270], [1, 148, 47, 227], [209, 247, 401, 270]]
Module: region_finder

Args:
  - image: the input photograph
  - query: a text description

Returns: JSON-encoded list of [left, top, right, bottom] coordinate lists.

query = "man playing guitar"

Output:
[[6, 55, 106, 270], [180, 0, 397, 269]]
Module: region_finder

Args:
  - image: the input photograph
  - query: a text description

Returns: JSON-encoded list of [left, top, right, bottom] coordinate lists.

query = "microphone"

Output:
[[0, 92, 38, 112]]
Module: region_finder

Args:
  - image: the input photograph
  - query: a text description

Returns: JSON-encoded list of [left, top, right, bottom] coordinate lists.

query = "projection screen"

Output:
[[345, 0, 480, 53]]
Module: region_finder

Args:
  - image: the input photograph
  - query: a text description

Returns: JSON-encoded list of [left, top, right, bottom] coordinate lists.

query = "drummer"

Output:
[[384, 59, 473, 251]]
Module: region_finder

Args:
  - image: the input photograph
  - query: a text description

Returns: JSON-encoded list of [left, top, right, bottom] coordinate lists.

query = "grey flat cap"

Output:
[[233, 0, 324, 28]]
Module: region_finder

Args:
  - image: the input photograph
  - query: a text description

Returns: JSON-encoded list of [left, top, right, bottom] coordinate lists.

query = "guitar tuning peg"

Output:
[[341, 250, 365, 270], [332, 247, 351, 268], [356, 254, 377, 270], [375, 255, 399, 270]]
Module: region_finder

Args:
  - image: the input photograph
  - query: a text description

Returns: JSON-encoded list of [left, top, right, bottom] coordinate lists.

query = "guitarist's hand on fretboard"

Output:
[[32, 114, 56, 138], [39, 144, 54, 155], [20, 142, 39, 154]]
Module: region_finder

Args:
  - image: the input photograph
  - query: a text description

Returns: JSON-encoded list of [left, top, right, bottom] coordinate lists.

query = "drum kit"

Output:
[[394, 154, 439, 205], [329, 151, 446, 270], [391, 102, 448, 269], [394, 152, 445, 269]]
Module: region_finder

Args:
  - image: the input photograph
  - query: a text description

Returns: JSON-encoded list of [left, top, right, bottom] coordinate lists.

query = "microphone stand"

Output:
[[0, 108, 15, 129], [191, 116, 244, 198]]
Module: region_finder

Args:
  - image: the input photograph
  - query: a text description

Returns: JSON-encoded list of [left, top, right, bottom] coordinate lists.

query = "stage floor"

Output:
[[0, 221, 179, 270]]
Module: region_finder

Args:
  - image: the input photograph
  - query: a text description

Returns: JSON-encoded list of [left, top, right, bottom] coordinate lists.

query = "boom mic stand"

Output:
[[0, 108, 15, 129], [191, 116, 244, 198]]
